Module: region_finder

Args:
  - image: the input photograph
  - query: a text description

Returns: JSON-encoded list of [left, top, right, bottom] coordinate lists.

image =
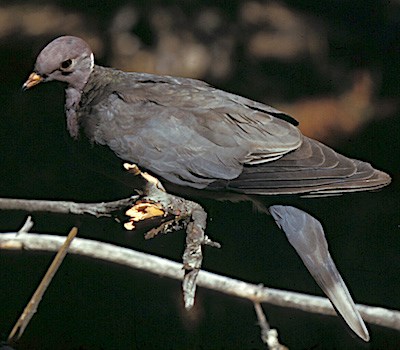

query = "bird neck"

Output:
[[65, 65, 116, 139], [64, 60, 99, 139], [65, 86, 82, 139]]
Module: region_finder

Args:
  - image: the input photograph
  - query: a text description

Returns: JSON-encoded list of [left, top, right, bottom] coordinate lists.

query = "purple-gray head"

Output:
[[23, 36, 94, 91]]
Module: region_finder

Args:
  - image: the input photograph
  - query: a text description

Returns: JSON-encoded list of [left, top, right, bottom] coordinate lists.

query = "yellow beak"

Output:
[[22, 72, 43, 90]]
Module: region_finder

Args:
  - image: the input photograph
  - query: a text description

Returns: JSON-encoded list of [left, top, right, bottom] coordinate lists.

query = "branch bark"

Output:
[[1, 231, 399, 332]]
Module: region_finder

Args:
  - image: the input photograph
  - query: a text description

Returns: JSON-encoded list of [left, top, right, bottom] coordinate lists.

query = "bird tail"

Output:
[[269, 205, 370, 341]]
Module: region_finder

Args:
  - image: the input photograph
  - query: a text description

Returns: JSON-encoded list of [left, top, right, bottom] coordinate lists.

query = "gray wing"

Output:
[[83, 69, 390, 194], [87, 73, 302, 188], [219, 136, 390, 195]]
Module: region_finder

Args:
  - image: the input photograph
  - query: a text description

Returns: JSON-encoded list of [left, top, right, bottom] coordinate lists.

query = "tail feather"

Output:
[[269, 205, 370, 341]]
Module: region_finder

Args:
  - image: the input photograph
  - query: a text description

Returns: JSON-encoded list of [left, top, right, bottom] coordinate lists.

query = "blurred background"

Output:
[[0, 1, 399, 349]]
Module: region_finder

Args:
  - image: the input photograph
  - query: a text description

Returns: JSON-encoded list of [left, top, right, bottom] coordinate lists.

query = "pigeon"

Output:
[[23, 36, 391, 341], [23, 36, 390, 197]]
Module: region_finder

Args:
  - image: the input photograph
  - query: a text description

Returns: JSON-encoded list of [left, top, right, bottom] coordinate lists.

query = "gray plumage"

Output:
[[23, 36, 391, 196]]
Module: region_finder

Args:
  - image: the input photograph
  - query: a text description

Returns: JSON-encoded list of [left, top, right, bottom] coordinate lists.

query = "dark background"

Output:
[[0, 1, 399, 349]]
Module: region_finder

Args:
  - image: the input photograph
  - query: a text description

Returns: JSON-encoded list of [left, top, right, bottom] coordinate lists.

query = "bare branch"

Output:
[[1, 231, 399, 332], [0, 197, 137, 217], [0, 164, 221, 312]]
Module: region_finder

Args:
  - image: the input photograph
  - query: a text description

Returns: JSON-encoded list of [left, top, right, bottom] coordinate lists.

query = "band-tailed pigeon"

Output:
[[23, 36, 391, 341]]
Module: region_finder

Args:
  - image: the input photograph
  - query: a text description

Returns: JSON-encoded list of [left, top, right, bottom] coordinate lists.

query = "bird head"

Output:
[[23, 36, 94, 91]]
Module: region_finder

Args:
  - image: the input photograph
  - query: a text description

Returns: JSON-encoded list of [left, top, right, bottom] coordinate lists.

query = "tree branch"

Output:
[[0, 162, 222, 311], [1, 231, 399, 332], [1, 165, 398, 344], [0, 197, 137, 217]]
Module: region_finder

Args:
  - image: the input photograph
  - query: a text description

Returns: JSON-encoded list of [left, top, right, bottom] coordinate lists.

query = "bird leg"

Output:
[[123, 163, 220, 309]]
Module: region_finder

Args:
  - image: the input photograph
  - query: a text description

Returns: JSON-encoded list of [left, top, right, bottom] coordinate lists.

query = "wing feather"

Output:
[[80, 67, 390, 195], [83, 69, 301, 188]]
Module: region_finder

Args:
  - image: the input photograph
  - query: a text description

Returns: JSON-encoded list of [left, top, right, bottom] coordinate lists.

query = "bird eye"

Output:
[[60, 59, 73, 70]]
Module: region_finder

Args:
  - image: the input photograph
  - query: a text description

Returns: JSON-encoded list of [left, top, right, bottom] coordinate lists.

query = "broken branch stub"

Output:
[[122, 163, 220, 309]]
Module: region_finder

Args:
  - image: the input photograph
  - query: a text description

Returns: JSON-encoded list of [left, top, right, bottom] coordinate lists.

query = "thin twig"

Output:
[[1, 232, 399, 332], [7, 227, 78, 342], [17, 216, 34, 234], [254, 302, 288, 350]]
